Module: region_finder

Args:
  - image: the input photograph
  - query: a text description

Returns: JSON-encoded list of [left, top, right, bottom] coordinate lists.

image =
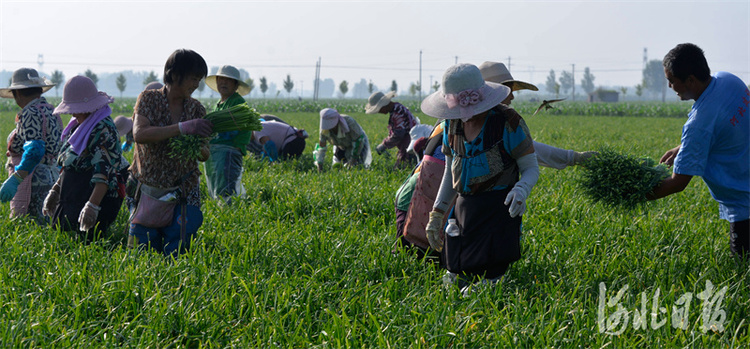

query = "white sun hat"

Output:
[[421, 63, 510, 120], [205, 65, 251, 96]]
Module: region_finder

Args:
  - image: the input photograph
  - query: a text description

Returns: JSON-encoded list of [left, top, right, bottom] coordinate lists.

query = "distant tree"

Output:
[[409, 83, 417, 97], [368, 80, 374, 94], [259, 77, 268, 98], [554, 82, 561, 98], [84, 69, 98, 87], [432, 81, 440, 93], [116, 74, 127, 98], [559, 70, 573, 95], [143, 71, 158, 86], [245, 78, 254, 96], [339, 80, 349, 98], [283, 74, 294, 98], [275, 91, 281, 98], [620, 86, 628, 98], [643, 59, 667, 102], [390, 80, 398, 93], [635, 83, 644, 99], [580, 67, 596, 95], [50, 70, 64, 97], [196, 80, 205, 97], [415, 81, 421, 96], [545, 70, 557, 95]]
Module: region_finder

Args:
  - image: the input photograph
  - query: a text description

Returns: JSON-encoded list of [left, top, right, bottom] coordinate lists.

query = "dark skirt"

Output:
[[53, 167, 124, 242], [445, 186, 522, 279]]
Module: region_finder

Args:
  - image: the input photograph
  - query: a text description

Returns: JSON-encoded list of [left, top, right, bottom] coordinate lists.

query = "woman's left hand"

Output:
[[78, 201, 101, 231]]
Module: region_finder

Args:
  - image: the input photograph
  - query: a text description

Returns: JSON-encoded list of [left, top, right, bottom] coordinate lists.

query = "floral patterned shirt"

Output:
[[57, 117, 122, 198], [131, 87, 206, 207], [8, 97, 63, 166], [382, 103, 417, 148], [319, 115, 368, 164]]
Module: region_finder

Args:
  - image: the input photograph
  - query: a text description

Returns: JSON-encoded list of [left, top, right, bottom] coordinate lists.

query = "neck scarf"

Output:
[[61, 105, 112, 155]]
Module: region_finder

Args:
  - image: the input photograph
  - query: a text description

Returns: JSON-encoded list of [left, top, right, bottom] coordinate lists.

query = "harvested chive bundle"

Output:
[[204, 103, 262, 133], [168, 135, 208, 160], [577, 148, 671, 210]]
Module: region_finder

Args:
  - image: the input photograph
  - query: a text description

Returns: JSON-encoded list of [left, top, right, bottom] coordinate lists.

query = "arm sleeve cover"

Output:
[[15, 140, 46, 173], [433, 154, 457, 212]]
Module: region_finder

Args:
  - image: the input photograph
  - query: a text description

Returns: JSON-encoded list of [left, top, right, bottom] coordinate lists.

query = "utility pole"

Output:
[[507, 56, 511, 72], [300, 80, 303, 99], [455, 56, 458, 64], [313, 57, 321, 101], [37, 54, 44, 72], [419, 50, 423, 101], [571, 64, 575, 102]]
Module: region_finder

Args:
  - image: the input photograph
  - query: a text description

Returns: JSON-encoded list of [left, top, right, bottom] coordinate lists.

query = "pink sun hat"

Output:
[[53, 76, 114, 115], [421, 63, 509, 120]]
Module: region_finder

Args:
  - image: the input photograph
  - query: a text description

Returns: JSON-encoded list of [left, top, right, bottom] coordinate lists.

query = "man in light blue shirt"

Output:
[[649, 43, 749, 259]]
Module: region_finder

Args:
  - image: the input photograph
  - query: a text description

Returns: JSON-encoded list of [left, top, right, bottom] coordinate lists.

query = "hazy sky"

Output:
[[1, 0, 748, 94]]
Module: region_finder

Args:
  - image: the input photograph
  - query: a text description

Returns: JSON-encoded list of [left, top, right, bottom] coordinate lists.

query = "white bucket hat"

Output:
[[478, 61, 538, 92], [421, 64, 510, 121], [319, 108, 349, 132], [365, 91, 396, 114], [406, 124, 433, 154], [0, 68, 55, 98], [205, 65, 251, 96], [113, 115, 133, 137]]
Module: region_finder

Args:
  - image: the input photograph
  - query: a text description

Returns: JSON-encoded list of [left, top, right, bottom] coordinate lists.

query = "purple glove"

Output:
[[178, 119, 213, 137]]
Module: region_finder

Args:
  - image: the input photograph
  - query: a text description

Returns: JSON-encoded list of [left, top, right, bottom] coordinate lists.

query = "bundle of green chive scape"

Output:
[[577, 148, 671, 210], [169, 103, 262, 160]]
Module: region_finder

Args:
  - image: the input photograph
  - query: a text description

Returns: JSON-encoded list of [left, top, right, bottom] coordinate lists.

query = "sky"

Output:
[[1, 0, 748, 96]]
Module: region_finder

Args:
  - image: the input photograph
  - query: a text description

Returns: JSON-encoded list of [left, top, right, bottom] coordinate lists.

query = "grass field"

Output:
[[0, 102, 747, 348]]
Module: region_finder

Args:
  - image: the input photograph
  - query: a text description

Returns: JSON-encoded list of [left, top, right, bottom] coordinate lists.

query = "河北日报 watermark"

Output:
[[597, 280, 728, 335]]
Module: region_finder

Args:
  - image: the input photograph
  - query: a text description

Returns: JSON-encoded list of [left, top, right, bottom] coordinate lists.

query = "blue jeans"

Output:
[[129, 204, 203, 257]]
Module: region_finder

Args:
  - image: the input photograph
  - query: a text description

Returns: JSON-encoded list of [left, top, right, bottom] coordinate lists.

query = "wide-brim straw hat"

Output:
[[478, 61, 538, 92], [421, 64, 510, 120], [113, 115, 133, 137], [53, 75, 114, 115], [365, 91, 396, 114], [0, 68, 55, 98], [205, 65, 251, 96]]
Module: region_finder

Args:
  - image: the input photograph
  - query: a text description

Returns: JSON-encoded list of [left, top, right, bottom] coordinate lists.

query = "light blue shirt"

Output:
[[674, 71, 750, 222]]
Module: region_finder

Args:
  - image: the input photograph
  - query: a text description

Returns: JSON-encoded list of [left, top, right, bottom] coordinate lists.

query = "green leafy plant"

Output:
[[168, 134, 208, 160], [577, 148, 671, 209]]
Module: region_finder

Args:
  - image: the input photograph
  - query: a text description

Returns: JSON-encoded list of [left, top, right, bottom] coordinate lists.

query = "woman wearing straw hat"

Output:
[[129, 49, 213, 258], [203, 65, 252, 203], [365, 91, 418, 168], [422, 63, 539, 291], [478, 61, 596, 168], [42, 76, 125, 241], [314, 108, 372, 171], [0, 68, 63, 224]]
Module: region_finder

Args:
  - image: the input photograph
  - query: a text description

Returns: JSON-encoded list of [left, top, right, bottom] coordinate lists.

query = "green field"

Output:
[[0, 102, 747, 348]]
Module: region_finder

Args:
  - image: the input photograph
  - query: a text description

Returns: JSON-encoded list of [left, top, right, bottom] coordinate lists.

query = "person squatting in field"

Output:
[[203, 65, 253, 203], [394, 61, 596, 268], [0, 68, 63, 224], [251, 120, 308, 161], [366, 91, 418, 169], [648, 43, 749, 259], [44, 76, 125, 242], [128, 49, 213, 258], [314, 108, 372, 171], [422, 63, 540, 292]]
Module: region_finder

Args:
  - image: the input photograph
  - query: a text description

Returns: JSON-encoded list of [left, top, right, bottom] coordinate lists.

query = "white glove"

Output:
[[425, 210, 445, 252], [78, 201, 101, 232], [504, 186, 528, 218], [42, 182, 61, 217]]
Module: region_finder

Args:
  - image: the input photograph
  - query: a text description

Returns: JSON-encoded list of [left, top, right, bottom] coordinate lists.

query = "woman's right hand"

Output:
[[660, 145, 681, 167], [178, 119, 213, 137], [425, 210, 445, 252], [43, 182, 61, 217]]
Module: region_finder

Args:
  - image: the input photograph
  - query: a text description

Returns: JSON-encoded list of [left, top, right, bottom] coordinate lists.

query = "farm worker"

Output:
[[479, 61, 597, 168], [247, 114, 289, 157], [313, 108, 372, 171], [252, 120, 308, 161], [0, 68, 63, 224], [421, 64, 539, 292], [365, 91, 418, 168], [43, 76, 125, 242], [128, 49, 213, 258], [203, 65, 253, 203], [649, 43, 749, 258], [121, 81, 163, 153]]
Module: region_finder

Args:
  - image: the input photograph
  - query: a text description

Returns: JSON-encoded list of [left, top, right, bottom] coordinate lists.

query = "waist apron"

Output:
[[53, 167, 123, 240], [445, 185, 522, 279]]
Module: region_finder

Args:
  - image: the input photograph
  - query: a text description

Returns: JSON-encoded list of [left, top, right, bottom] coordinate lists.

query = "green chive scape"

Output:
[[204, 103, 263, 133], [168, 134, 210, 160], [577, 148, 671, 210]]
